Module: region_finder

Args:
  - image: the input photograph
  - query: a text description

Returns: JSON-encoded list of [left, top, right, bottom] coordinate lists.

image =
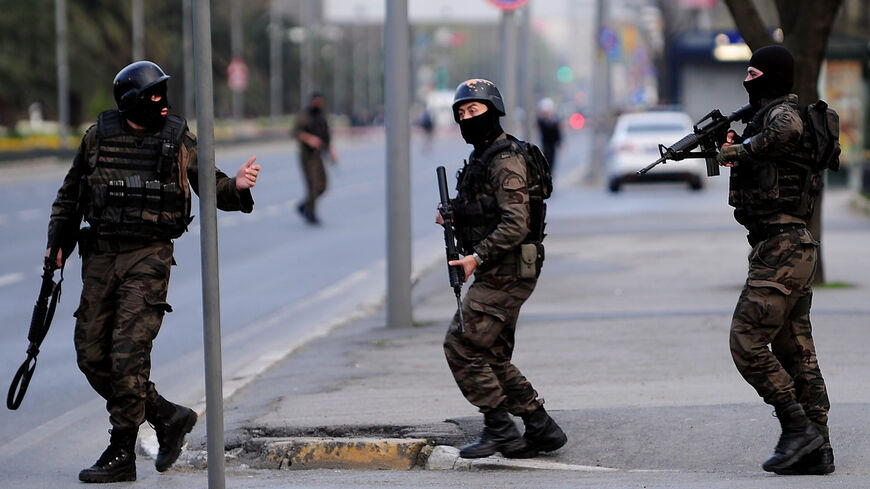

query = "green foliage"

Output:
[[0, 1, 561, 132]]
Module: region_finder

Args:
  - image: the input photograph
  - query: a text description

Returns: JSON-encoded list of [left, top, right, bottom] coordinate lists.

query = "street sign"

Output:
[[226, 57, 249, 93], [486, 0, 529, 11]]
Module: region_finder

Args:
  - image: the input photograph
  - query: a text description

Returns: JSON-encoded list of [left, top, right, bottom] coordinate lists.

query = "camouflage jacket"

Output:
[[731, 94, 814, 229], [455, 132, 531, 264], [47, 120, 254, 247]]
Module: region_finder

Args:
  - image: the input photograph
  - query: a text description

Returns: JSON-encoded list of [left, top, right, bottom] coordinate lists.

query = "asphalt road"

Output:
[[0, 127, 593, 483], [3, 126, 868, 489]]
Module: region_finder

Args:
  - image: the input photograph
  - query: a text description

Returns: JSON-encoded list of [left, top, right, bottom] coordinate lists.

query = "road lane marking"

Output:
[[0, 398, 104, 458], [17, 208, 43, 221], [0, 272, 24, 288]]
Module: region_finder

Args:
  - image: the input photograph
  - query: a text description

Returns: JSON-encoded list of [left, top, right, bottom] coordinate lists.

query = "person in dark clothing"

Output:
[[536, 97, 561, 174], [293, 93, 337, 225], [438, 78, 567, 460], [46, 60, 260, 483], [717, 44, 834, 476]]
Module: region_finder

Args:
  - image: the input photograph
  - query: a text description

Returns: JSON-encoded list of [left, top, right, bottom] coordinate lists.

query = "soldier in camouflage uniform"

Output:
[[438, 79, 567, 459], [717, 45, 833, 475], [46, 61, 261, 483], [293, 92, 337, 225]]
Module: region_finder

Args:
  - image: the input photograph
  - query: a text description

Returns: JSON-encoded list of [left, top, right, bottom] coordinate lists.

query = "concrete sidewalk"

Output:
[[175, 187, 870, 478]]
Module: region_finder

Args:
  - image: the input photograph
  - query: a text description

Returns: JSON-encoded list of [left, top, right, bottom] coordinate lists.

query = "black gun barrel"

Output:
[[8, 254, 61, 410], [670, 132, 702, 153], [637, 104, 756, 177], [436, 166, 466, 332]]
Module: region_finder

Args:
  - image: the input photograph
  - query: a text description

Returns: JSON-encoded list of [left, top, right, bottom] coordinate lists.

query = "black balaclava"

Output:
[[308, 92, 324, 115], [743, 45, 794, 108], [126, 82, 169, 132], [458, 108, 503, 151]]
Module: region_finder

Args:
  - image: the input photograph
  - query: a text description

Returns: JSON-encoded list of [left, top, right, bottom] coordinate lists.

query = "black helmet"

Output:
[[113, 61, 171, 114], [452, 78, 505, 122]]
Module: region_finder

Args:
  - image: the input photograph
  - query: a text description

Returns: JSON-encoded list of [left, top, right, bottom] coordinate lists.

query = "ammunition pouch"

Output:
[[517, 242, 544, 279]]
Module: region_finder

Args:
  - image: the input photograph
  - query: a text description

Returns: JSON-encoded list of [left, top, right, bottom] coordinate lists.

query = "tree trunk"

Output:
[[722, 0, 843, 284], [722, 0, 772, 48], [779, 0, 841, 284]]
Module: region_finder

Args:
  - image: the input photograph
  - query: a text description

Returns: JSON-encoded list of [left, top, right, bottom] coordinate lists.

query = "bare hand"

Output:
[[235, 156, 260, 190], [449, 255, 478, 281], [45, 248, 63, 268], [435, 210, 444, 226], [301, 133, 322, 149]]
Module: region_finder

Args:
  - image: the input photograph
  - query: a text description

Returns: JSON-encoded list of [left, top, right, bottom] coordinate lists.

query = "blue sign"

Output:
[[487, 0, 529, 11]]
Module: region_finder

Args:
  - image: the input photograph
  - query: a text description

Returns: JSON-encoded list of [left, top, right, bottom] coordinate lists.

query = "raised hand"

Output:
[[235, 156, 261, 190]]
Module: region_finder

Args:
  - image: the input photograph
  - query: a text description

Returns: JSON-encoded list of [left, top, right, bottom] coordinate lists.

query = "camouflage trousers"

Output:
[[443, 261, 542, 416], [730, 227, 830, 425], [299, 149, 327, 215], [74, 241, 174, 430]]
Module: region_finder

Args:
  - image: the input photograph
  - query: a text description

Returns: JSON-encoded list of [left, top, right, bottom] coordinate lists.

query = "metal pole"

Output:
[[55, 0, 69, 148], [132, 0, 145, 60], [300, 0, 314, 109], [590, 0, 610, 181], [183, 0, 195, 121], [192, 1, 226, 487], [368, 24, 381, 114], [385, 0, 411, 328], [499, 9, 518, 134], [332, 31, 345, 116], [269, 0, 283, 126], [519, 4, 534, 141], [352, 7, 365, 119], [231, 0, 244, 128]]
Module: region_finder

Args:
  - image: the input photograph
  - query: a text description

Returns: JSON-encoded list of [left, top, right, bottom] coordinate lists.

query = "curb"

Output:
[[425, 445, 619, 472], [253, 437, 428, 470]]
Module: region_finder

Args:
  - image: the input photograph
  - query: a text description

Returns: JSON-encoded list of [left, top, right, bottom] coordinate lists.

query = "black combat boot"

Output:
[[145, 395, 198, 472], [778, 422, 835, 475], [78, 428, 137, 483], [459, 408, 532, 459], [521, 405, 568, 453], [762, 402, 824, 474]]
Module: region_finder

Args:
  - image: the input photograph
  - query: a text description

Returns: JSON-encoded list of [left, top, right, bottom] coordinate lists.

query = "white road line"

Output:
[[0, 397, 105, 458], [0, 272, 24, 288], [17, 209, 43, 221]]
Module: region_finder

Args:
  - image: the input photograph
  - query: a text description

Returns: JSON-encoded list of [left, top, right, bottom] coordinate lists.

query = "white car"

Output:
[[605, 110, 707, 192]]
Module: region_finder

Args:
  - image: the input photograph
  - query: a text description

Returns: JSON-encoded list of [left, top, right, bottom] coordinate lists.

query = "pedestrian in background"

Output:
[[717, 45, 834, 476], [536, 97, 561, 175], [420, 106, 435, 152], [294, 92, 337, 225], [45, 60, 260, 483], [437, 78, 567, 460]]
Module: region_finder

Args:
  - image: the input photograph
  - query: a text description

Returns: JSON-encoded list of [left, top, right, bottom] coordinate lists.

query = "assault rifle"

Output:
[[637, 104, 756, 177], [8, 239, 73, 410], [436, 166, 466, 333]]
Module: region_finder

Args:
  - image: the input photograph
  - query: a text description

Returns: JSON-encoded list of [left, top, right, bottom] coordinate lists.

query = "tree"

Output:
[[722, 0, 844, 284]]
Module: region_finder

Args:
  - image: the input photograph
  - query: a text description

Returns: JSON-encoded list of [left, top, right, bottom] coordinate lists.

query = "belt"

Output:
[[90, 238, 151, 253], [747, 223, 805, 247]]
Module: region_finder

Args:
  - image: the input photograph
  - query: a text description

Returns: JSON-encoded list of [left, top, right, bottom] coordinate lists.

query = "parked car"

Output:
[[605, 110, 705, 192]]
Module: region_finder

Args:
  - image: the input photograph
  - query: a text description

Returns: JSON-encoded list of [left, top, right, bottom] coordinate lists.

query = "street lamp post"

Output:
[[385, 0, 412, 329], [55, 0, 69, 148]]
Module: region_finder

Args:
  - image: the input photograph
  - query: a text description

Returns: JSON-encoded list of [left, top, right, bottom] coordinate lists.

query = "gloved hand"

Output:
[[717, 142, 748, 166]]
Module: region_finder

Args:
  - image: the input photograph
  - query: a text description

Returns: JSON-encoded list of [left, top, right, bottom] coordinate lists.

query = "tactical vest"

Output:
[[83, 110, 192, 240], [729, 98, 822, 225], [452, 135, 549, 254]]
